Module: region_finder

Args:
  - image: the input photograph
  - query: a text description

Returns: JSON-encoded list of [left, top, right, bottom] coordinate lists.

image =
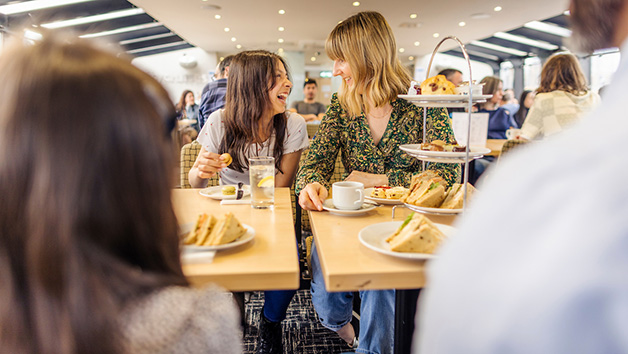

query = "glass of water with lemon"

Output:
[[249, 156, 275, 209]]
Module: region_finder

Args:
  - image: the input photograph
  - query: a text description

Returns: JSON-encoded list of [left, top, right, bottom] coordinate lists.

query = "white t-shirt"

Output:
[[414, 39, 628, 353], [197, 109, 309, 185]]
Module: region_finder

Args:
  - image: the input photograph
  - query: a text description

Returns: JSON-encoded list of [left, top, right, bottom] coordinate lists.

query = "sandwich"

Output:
[[405, 179, 446, 208], [182, 213, 217, 245], [206, 212, 246, 246], [440, 183, 477, 209], [408, 170, 445, 193], [386, 213, 447, 253]]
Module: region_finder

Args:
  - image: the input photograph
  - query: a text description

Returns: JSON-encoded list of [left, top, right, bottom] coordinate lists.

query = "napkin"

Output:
[[220, 199, 250, 205], [181, 250, 216, 264]]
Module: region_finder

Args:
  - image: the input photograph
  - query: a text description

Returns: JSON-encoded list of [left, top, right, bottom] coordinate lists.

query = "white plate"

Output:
[[322, 199, 377, 216], [400, 144, 491, 163], [181, 223, 255, 252], [398, 94, 492, 108], [358, 221, 456, 260], [404, 203, 463, 215], [199, 185, 251, 200], [364, 187, 405, 205]]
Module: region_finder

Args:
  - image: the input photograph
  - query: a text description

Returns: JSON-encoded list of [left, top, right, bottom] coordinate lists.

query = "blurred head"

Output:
[[568, 0, 625, 53], [537, 53, 588, 95], [521, 90, 536, 109], [303, 79, 318, 100], [480, 76, 504, 105], [177, 89, 193, 111], [501, 89, 514, 103], [217, 55, 234, 79], [326, 11, 411, 116], [0, 33, 185, 352], [438, 68, 463, 86]]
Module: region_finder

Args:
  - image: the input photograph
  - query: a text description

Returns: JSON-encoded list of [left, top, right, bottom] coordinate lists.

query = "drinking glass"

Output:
[[249, 156, 275, 209]]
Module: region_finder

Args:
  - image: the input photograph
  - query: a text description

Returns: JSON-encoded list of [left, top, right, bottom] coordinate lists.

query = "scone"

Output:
[[220, 153, 233, 166], [420, 75, 456, 95]]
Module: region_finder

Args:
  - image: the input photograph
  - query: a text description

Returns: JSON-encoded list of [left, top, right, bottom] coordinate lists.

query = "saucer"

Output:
[[322, 199, 377, 216]]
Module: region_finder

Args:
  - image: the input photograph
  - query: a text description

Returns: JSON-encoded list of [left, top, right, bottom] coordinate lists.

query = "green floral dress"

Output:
[[295, 93, 461, 195]]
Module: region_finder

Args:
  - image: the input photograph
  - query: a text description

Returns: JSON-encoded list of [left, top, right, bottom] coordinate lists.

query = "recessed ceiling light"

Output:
[[353, 2, 360, 6], [278, 9, 285, 14], [410, 13, 417, 19], [311, 56, 316, 61], [493, 31, 559, 50], [433, 33, 439, 38], [470, 40, 527, 56], [409, 56, 415, 60], [0, 0, 96, 15], [471, 13, 490, 20], [202, 0, 208, 2], [458, 21, 466, 27], [125, 41, 187, 54], [80, 22, 162, 38], [414, 41, 420, 46], [278, 26, 285, 31], [231, 37, 236, 42], [214, 14, 221, 19], [224, 27, 230, 32], [236, 44, 242, 49], [278, 38, 284, 43], [119, 32, 175, 45], [41, 8, 145, 29], [524, 20, 572, 37], [278, 48, 284, 53], [494, 6, 502, 12], [399, 48, 405, 53]]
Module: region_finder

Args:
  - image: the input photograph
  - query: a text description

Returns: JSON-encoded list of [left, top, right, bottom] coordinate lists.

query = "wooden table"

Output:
[[485, 139, 507, 157], [309, 205, 456, 354], [173, 188, 300, 292]]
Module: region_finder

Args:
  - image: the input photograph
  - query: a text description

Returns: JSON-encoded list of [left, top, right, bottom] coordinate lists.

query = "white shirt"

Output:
[[414, 40, 628, 353], [197, 109, 309, 185]]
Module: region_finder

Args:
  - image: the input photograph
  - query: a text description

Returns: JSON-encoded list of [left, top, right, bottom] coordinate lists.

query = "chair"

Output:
[[499, 139, 530, 160], [306, 124, 320, 139], [180, 140, 219, 188]]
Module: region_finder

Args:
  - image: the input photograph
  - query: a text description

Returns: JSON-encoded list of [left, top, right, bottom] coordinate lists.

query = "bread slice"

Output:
[[441, 183, 476, 209], [195, 214, 217, 245], [409, 170, 440, 192], [388, 214, 447, 253], [413, 182, 446, 208], [206, 212, 246, 246]]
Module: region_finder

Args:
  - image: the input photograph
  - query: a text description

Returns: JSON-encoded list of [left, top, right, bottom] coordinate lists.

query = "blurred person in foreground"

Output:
[[297, 11, 459, 354], [0, 33, 241, 353], [520, 52, 601, 140], [413, 0, 628, 353]]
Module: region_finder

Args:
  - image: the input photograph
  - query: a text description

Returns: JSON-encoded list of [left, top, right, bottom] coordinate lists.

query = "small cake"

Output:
[[371, 187, 388, 198], [222, 186, 236, 195], [220, 153, 233, 166], [420, 75, 456, 95]]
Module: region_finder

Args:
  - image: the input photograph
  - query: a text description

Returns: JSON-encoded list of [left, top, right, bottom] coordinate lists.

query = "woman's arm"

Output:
[[188, 146, 227, 188], [275, 150, 303, 187]]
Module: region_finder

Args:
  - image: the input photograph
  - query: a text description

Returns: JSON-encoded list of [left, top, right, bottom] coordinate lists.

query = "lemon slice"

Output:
[[257, 176, 274, 188]]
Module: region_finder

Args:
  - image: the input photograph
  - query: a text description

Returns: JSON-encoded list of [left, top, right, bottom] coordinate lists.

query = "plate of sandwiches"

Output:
[[400, 170, 476, 214], [181, 212, 254, 251], [199, 185, 251, 200], [358, 213, 455, 260], [364, 186, 409, 205], [400, 143, 491, 163]]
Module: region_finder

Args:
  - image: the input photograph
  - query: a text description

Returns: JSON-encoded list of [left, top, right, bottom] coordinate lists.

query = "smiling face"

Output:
[[490, 82, 504, 104], [333, 59, 354, 88], [269, 60, 292, 116], [184, 92, 195, 106]]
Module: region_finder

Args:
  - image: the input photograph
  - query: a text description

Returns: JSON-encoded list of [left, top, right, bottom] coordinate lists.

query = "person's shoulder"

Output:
[[286, 111, 306, 125]]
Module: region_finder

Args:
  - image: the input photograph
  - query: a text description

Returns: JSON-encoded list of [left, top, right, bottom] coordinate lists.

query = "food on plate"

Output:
[[222, 186, 236, 195], [420, 75, 456, 95], [404, 179, 447, 208], [454, 81, 484, 96], [370, 186, 409, 200], [407, 170, 442, 192], [386, 213, 447, 253], [419, 140, 466, 152], [407, 80, 421, 95], [220, 153, 233, 166], [440, 183, 477, 209], [183, 212, 246, 246]]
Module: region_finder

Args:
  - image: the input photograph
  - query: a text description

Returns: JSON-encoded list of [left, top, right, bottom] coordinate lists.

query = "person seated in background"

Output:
[[520, 52, 600, 140], [199, 55, 233, 130], [176, 89, 199, 131], [514, 90, 535, 127], [438, 68, 464, 86], [500, 88, 520, 120], [289, 79, 327, 122], [0, 33, 242, 353]]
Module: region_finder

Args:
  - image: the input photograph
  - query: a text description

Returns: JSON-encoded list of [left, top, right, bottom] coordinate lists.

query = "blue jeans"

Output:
[[263, 290, 297, 322], [310, 242, 395, 354]]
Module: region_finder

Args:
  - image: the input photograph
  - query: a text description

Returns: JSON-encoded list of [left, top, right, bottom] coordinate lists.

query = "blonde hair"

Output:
[[326, 11, 411, 116]]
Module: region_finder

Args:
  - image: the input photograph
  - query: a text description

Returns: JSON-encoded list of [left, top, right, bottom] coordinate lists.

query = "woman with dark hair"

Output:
[[0, 34, 241, 353], [477, 76, 519, 139], [521, 53, 600, 139], [514, 90, 535, 127], [296, 11, 459, 354], [176, 89, 200, 131], [188, 50, 309, 354]]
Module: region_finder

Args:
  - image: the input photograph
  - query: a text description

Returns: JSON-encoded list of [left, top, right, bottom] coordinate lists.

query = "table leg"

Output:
[[394, 289, 421, 354]]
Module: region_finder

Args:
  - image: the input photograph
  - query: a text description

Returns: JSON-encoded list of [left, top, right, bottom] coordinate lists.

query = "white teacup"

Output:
[[332, 181, 364, 210], [506, 128, 522, 140]]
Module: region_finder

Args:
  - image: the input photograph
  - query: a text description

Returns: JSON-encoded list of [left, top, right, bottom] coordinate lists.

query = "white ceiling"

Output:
[[129, 0, 569, 67]]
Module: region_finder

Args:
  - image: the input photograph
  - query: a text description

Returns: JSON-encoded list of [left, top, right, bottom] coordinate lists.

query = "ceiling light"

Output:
[[0, 0, 95, 15], [433, 33, 440, 38], [119, 32, 174, 45], [278, 48, 284, 53], [471, 13, 490, 20], [24, 29, 43, 41], [311, 56, 316, 61], [458, 21, 466, 27], [278, 9, 285, 14], [278, 38, 284, 43], [224, 27, 230, 32], [494, 6, 502, 11], [214, 14, 221, 19], [414, 41, 420, 46], [231, 37, 236, 42], [353, 2, 360, 6], [409, 56, 415, 60], [463, 49, 501, 61], [493, 31, 559, 50], [80, 22, 162, 38], [470, 40, 528, 56], [278, 26, 285, 31], [524, 20, 572, 37], [410, 13, 417, 19], [236, 44, 242, 49], [399, 48, 405, 53], [126, 41, 187, 54], [41, 8, 144, 29]]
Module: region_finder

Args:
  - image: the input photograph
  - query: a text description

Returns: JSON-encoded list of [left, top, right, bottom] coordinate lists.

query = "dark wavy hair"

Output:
[[176, 89, 194, 116], [219, 50, 289, 173], [0, 33, 186, 353]]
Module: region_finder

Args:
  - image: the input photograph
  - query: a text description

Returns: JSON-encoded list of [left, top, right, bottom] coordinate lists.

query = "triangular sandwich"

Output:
[[388, 213, 447, 253], [206, 212, 246, 246], [441, 183, 477, 209], [195, 214, 217, 245]]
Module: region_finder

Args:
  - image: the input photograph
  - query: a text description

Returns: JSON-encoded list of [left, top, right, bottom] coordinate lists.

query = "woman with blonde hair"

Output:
[[296, 11, 459, 354], [521, 52, 600, 139], [0, 34, 241, 353]]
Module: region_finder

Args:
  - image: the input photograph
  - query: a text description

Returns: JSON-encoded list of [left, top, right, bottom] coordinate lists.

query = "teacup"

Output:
[[332, 181, 364, 210], [505, 128, 522, 140]]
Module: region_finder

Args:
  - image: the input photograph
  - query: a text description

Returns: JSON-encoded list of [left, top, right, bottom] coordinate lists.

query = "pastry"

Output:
[[220, 153, 233, 166], [420, 75, 456, 95]]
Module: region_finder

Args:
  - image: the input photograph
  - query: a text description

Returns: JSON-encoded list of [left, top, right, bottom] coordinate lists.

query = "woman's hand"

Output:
[[188, 147, 227, 188], [344, 171, 388, 188], [299, 182, 328, 211]]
